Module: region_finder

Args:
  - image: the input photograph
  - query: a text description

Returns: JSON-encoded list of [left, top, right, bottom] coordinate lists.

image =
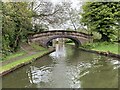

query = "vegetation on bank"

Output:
[[2, 51, 26, 61], [81, 2, 120, 42], [82, 42, 119, 54], [66, 42, 119, 55], [30, 43, 47, 51], [0, 50, 48, 73], [77, 2, 120, 55], [2, 2, 33, 56], [91, 43, 119, 54], [0, 43, 50, 73], [1, 43, 47, 61]]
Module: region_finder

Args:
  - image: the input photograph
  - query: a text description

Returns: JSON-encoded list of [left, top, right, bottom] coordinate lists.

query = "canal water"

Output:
[[2, 44, 120, 88]]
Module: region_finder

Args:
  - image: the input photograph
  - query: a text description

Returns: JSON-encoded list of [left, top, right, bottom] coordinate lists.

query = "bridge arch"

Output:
[[45, 36, 81, 47], [28, 30, 92, 48]]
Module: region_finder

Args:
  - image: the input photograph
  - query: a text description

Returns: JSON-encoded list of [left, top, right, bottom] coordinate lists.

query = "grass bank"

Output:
[[2, 51, 26, 61], [0, 43, 54, 76], [91, 42, 119, 54], [67, 42, 120, 55], [82, 42, 119, 54], [0, 51, 48, 73]]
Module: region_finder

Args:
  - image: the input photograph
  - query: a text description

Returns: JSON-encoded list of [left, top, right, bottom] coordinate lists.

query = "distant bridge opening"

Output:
[[46, 37, 80, 47]]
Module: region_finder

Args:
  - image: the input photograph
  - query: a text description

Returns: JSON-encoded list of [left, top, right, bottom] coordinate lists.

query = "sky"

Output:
[[50, 0, 82, 10]]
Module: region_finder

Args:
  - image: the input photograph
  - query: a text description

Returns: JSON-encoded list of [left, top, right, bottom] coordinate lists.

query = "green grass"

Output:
[[66, 42, 75, 45], [30, 43, 47, 51], [91, 42, 119, 54], [66, 42, 119, 54], [0, 43, 49, 73], [2, 43, 46, 61], [0, 50, 48, 72], [2, 51, 26, 61]]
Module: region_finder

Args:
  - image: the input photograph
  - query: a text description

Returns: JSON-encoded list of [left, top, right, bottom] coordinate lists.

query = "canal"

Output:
[[2, 44, 120, 88]]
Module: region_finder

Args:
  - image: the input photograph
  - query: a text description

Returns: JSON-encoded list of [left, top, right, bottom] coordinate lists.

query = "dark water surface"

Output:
[[2, 44, 120, 88]]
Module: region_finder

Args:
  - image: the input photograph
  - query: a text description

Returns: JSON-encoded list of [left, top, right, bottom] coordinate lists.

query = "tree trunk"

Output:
[[14, 35, 20, 52]]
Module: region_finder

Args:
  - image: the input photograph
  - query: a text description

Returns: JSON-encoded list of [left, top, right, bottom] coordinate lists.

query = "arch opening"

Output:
[[45, 36, 81, 48]]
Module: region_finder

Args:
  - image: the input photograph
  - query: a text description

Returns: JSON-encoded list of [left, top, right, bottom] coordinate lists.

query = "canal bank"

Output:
[[67, 42, 120, 58], [0, 43, 55, 76]]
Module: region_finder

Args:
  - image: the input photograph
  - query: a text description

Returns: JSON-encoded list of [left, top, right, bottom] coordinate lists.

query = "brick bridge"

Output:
[[28, 30, 92, 47]]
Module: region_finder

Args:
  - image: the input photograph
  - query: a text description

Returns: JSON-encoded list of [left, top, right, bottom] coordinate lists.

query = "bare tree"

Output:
[[30, 0, 81, 30]]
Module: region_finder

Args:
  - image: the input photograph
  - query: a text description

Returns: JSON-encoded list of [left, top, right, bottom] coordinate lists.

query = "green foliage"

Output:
[[81, 2, 120, 42], [65, 39, 74, 43], [2, 2, 33, 56], [33, 24, 48, 33], [78, 28, 101, 40]]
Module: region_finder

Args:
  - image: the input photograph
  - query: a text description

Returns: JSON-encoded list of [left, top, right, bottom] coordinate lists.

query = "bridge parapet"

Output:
[[30, 30, 91, 39]]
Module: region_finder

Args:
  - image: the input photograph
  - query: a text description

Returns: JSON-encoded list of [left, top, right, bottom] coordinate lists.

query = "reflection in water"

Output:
[[2, 44, 120, 88], [28, 66, 51, 84], [50, 43, 66, 58]]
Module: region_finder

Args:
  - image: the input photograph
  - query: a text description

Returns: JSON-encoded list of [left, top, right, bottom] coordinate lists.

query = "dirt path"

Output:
[[2, 43, 44, 66]]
